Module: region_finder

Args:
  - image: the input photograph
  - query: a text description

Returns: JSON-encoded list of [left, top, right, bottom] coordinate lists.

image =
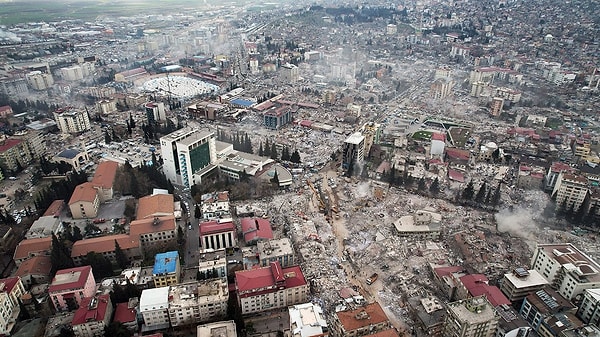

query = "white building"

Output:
[[197, 321, 237, 337], [26, 71, 54, 90], [500, 268, 549, 302], [140, 287, 170, 331], [342, 132, 365, 173], [531, 243, 600, 301], [168, 279, 228, 326], [160, 128, 216, 188], [289, 303, 328, 337], [145, 102, 166, 123], [577, 289, 600, 326], [53, 107, 91, 134]]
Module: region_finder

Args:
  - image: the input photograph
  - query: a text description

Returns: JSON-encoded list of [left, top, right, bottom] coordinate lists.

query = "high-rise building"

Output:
[[500, 268, 549, 302], [53, 107, 91, 134], [49, 266, 96, 312], [490, 97, 504, 117], [145, 102, 166, 123], [160, 128, 216, 187], [577, 289, 600, 326], [26, 71, 54, 90], [442, 296, 498, 337], [342, 132, 365, 173], [281, 63, 299, 82]]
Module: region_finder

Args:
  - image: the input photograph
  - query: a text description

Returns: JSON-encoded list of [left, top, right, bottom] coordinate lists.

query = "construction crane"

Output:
[[307, 180, 325, 211]]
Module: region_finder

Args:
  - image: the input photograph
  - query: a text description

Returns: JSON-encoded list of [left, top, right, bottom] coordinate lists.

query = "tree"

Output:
[[281, 146, 290, 162], [114, 240, 128, 270], [271, 170, 280, 186], [258, 142, 264, 157], [129, 113, 136, 129], [430, 177, 440, 195], [290, 149, 301, 163], [417, 177, 426, 192], [270, 142, 278, 160], [104, 322, 132, 337], [194, 204, 201, 219], [84, 252, 114, 279], [50, 233, 74, 276], [475, 182, 487, 204], [461, 181, 475, 201], [72, 225, 83, 241], [104, 130, 112, 144]]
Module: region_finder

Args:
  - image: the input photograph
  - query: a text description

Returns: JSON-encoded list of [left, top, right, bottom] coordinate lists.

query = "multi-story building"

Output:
[[393, 209, 442, 240], [26, 71, 54, 90], [490, 97, 504, 117], [160, 128, 217, 187], [263, 105, 292, 130], [90, 160, 118, 202], [13, 236, 52, 266], [140, 287, 170, 331], [199, 220, 236, 251], [0, 277, 26, 308], [136, 194, 175, 219], [113, 301, 138, 332], [197, 321, 237, 337], [145, 102, 166, 124], [168, 279, 228, 326], [53, 107, 91, 134], [360, 122, 381, 156], [530, 243, 600, 301], [0, 134, 39, 173], [200, 191, 230, 220], [342, 132, 365, 172], [545, 162, 575, 192], [0, 276, 26, 333], [71, 234, 140, 266], [281, 63, 299, 82], [235, 262, 308, 315], [577, 289, 600, 326], [331, 302, 391, 337], [430, 78, 455, 99], [443, 296, 498, 337], [517, 165, 546, 190], [49, 266, 96, 312], [68, 182, 100, 219], [153, 251, 180, 287], [0, 77, 29, 96], [129, 216, 177, 256], [500, 268, 549, 302], [53, 149, 90, 172], [71, 295, 113, 337], [495, 304, 532, 337], [198, 249, 227, 280], [240, 217, 273, 245], [257, 238, 296, 268], [519, 288, 576, 332], [95, 99, 117, 115], [552, 172, 589, 212], [14, 255, 52, 287], [289, 303, 328, 337]]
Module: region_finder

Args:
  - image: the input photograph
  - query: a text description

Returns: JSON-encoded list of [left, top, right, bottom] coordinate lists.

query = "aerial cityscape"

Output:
[[0, 0, 599, 337]]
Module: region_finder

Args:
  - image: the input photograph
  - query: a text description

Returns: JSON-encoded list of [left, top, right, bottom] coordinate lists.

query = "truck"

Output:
[[366, 273, 378, 285]]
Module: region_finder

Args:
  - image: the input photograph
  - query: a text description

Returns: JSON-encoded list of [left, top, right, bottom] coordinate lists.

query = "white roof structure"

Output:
[[140, 286, 170, 312], [504, 269, 548, 289], [289, 302, 328, 337], [345, 132, 365, 145]]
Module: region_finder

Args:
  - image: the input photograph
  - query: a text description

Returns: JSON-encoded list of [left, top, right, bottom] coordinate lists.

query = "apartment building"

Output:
[[71, 295, 113, 337], [153, 251, 180, 287], [519, 288, 576, 332], [49, 266, 96, 312], [531, 243, 600, 301], [145, 102, 166, 123], [577, 289, 600, 326], [113, 301, 138, 332], [235, 262, 308, 315], [53, 107, 91, 134], [26, 71, 54, 90], [168, 279, 228, 326], [197, 321, 237, 337], [0, 276, 25, 334], [331, 302, 391, 337], [552, 172, 589, 212], [289, 303, 328, 337], [257, 238, 296, 268], [545, 162, 575, 192], [68, 182, 101, 219], [14, 255, 52, 286], [442, 296, 499, 337], [280, 63, 299, 82], [0, 137, 31, 173], [198, 249, 227, 280], [200, 191, 230, 220], [140, 287, 170, 331], [137, 194, 175, 219], [342, 132, 365, 172], [13, 236, 52, 266], [263, 105, 292, 130], [500, 268, 549, 302]]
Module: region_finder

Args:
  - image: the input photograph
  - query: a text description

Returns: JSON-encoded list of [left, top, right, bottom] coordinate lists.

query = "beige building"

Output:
[[72, 295, 113, 337], [26, 71, 54, 90], [71, 234, 140, 266], [168, 279, 228, 326], [552, 172, 589, 211], [198, 249, 227, 280], [129, 216, 177, 256], [430, 78, 454, 99], [197, 321, 237, 337], [442, 296, 498, 337], [500, 268, 549, 302], [53, 107, 91, 134], [0, 276, 26, 334], [332, 302, 391, 337], [393, 209, 442, 240], [96, 99, 118, 115], [68, 182, 100, 219], [281, 63, 299, 82], [257, 238, 296, 268]]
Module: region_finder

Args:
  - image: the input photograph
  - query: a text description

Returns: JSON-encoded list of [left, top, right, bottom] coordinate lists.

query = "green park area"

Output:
[[412, 130, 433, 141]]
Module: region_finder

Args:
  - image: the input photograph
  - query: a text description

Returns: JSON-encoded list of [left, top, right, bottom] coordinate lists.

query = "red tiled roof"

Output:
[[460, 274, 510, 307], [72, 294, 110, 325], [368, 329, 401, 337], [136, 194, 174, 219], [71, 234, 139, 259], [15, 255, 52, 278], [43, 200, 65, 217], [431, 132, 446, 141], [91, 160, 118, 189], [433, 266, 464, 278], [130, 216, 176, 236], [49, 266, 92, 293], [0, 139, 22, 152], [448, 169, 465, 183], [336, 302, 389, 332], [299, 120, 313, 127], [199, 220, 235, 236], [68, 182, 98, 205], [445, 148, 470, 161], [0, 276, 20, 293], [235, 262, 306, 296], [113, 302, 136, 323], [241, 217, 273, 243], [14, 237, 52, 261]]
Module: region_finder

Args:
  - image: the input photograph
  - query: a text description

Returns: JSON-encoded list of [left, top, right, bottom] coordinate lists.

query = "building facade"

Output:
[[49, 266, 97, 312], [72, 295, 113, 337], [53, 107, 91, 134], [199, 220, 236, 251], [168, 279, 228, 326], [443, 296, 498, 337], [257, 238, 296, 268], [500, 268, 549, 302], [342, 132, 365, 172], [332, 302, 391, 337], [153, 251, 180, 287], [140, 287, 170, 331], [235, 262, 308, 315], [552, 172, 589, 212]]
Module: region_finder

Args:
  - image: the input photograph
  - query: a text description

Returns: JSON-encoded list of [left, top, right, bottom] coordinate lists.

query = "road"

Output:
[[174, 186, 199, 268]]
